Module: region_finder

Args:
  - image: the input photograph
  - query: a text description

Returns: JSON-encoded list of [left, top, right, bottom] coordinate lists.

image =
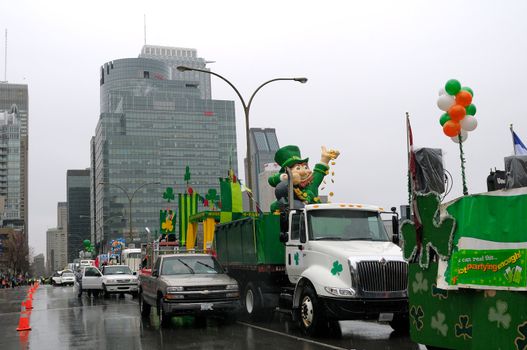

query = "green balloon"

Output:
[[465, 104, 477, 116], [445, 79, 462, 95], [439, 113, 451, 126], [83, 239, 91, 247], [461, 86, 474, 97]]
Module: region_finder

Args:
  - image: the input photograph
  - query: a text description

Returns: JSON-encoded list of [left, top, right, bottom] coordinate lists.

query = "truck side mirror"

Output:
[[391, 207, 400, 245], [152, 270, 158, 277], [279, 210, 289, 233], [279, 231, 289, 243]]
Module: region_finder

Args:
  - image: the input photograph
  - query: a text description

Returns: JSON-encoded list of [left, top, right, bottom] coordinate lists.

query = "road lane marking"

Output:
[[237, 321, 354, 350]]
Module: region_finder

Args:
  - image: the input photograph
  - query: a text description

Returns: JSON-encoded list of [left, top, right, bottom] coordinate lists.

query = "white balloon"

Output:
[[438, 87, 447, 96], [461, 115, 478, 132], [437, 94, 455, 111], [451, 130, 468, 143]]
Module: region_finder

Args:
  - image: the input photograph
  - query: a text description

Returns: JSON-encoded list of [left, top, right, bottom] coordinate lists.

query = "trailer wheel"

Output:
[[244, 282, 260, 319], [299, 285, 327, 336]]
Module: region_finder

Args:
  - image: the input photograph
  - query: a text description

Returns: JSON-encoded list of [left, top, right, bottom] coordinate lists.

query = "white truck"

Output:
[[215, 202, 408, 336]]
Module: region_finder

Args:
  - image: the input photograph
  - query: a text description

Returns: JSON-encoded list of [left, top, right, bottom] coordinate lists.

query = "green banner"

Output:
[[449, 249, 527, 288]]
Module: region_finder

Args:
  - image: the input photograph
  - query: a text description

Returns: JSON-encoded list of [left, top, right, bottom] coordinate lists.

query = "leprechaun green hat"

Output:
[[274, 145, 309, 172]]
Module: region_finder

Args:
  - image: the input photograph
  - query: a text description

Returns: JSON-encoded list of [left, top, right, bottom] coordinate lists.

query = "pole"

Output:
[[510, 124, 516, 155], [175, 66, 307, 212]]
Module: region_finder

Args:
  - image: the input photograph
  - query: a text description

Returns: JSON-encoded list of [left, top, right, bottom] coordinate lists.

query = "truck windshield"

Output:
[[307, 209, 390, 241], [161, 256, 224, 275]]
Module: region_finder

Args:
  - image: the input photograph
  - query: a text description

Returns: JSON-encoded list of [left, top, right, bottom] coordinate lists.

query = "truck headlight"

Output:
[[226, 284, 238, 290], [324, 287, 356, 297], [166, 286, 184, 293]]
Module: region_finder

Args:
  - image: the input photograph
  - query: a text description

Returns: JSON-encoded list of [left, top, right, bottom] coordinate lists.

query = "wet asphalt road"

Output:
[[0, 284, 426, 350]]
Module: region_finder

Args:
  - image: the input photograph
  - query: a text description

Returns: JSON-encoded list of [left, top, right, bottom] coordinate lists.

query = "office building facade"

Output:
[[0, 83, 28, 230], [46, 202, 68, 272], [244, 128, 280, 206], [67, 170, 90, 262], [139, 45, 212, 99], [93, 57, 237, 247]]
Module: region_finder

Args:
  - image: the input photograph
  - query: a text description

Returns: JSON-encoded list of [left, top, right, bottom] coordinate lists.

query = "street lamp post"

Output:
[[176, 65, 307, 212], [98, 182, 161, 243]]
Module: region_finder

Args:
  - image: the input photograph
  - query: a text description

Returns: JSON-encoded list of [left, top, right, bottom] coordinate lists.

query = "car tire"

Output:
[[139, 292, 151, 318], [102, 285, 109, 298], [389, 314, 410, 334], [158, 297, 171, 328], [131, 292, 138, 299], [299, 284, 327, 336]]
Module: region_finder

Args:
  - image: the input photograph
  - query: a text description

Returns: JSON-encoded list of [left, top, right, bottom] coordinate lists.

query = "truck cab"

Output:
[[281, 203, 408, 335]]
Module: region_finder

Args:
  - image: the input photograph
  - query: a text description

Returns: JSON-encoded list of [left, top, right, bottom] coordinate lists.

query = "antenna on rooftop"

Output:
[[143, 15, 147, 46], [3, 29, 6, 82]]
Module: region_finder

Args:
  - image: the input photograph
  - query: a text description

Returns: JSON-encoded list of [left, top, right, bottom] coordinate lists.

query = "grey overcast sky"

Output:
[[2, 0, 527, 256]]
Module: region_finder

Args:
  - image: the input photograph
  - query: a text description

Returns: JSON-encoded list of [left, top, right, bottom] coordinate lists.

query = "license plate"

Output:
[[200, 303, 213, 311], [379, 313, 394, 321]]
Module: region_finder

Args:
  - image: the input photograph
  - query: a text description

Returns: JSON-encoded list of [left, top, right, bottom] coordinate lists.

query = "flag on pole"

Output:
[[406, 114, 422, 230], [512, 129, 527, 155]]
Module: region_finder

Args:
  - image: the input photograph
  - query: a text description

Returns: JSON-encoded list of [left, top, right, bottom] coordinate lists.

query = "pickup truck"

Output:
[[138, 253, 241, 327]]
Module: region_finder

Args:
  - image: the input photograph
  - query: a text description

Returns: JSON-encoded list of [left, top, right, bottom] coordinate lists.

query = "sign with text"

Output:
[[449, 249, 527, 288]]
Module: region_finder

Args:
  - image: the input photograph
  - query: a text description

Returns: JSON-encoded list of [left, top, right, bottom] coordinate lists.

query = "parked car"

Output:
[[100, 265, 138, 298], [51, 269, 75, 286], [77, 265, 103, 297]]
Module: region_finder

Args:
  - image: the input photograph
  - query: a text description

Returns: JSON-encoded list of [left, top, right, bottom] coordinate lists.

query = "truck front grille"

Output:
[[356, 260, 407, 292]]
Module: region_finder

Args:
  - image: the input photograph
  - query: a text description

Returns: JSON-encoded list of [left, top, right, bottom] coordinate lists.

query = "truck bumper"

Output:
[[162, 299, 241, 316], [105, 284, 138, 293], [320, 296, 408, 320]]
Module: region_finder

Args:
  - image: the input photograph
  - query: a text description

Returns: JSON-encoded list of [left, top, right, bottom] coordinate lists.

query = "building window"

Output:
[[144, 71, 150, 79]]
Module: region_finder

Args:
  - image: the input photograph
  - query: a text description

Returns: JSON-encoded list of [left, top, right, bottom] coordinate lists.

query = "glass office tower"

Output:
[[93, 58, 237, 247], [0, 83, 28, 271]]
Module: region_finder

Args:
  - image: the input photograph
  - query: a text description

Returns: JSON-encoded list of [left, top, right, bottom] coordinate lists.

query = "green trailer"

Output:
[[215, 213, 290, 318], [402, 189, 527, 350]]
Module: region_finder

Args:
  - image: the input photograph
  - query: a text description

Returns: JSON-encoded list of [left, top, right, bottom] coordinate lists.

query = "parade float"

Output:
[[403, 80, 527, 350]]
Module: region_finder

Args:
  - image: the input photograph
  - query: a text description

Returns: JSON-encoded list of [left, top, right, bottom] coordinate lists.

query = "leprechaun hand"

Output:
[[321, 146, 340, 164]]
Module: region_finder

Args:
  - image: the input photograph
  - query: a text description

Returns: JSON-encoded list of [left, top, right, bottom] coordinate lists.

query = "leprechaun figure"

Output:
[[268, 145, 340, 212]]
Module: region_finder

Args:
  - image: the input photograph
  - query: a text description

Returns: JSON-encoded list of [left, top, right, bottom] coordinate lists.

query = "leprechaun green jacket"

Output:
[[268, 163, 329, 212]]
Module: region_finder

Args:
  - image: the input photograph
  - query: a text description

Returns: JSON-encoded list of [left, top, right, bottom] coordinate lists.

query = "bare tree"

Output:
[[4, 231, 29, 275]]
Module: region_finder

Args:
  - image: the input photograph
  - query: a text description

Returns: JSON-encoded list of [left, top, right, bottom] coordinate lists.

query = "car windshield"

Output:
[[103, 266, 132, 275], [161, 256, 224, 275], [62, 273, 74, 278], [307, 209, 390, 241]]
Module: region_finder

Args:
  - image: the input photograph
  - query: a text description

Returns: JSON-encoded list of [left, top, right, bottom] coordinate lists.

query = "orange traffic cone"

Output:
[[18, 329, 30, 348], [24, 299, 33, 310], [16, 312, 31, 331]]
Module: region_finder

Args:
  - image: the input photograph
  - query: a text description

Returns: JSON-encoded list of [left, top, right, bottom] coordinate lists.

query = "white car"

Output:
[[78, 266, 103, 297], [51, 270, 75, 286], [100, 265, 138, 298]]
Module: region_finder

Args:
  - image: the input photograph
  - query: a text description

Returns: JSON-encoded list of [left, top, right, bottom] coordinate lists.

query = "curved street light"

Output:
[[176, 65, 307, 211], [98, 181, 161, 242]]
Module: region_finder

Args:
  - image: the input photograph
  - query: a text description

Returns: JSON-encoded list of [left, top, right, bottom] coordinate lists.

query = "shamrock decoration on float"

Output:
[[437, 79, 478, 143]]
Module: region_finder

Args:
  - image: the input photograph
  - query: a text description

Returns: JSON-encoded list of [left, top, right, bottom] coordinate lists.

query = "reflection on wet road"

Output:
[[0, 285, 426, 349]]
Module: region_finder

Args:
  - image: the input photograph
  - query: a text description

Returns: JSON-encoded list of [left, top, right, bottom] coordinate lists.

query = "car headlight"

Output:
[[166, 286, 184, 293], [226, 284, 238, 290], [324, 287, 356, 297]]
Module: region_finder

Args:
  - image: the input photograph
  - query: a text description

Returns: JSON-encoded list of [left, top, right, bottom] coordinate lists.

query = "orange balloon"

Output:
[[448, 104, 466, 122], [455, 90, 473, 107], [443, 120, 461, 137]]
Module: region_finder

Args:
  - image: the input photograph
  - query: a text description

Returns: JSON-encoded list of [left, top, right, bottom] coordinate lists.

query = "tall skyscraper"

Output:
[[139, 45, 212, 99], [92, 56, 237, 247], [0, 83, 28, 231], [67, 170, 90, 262], [0, 83, 28, 270], [46, 202, 68, 272], [244, 128, 280, 206]]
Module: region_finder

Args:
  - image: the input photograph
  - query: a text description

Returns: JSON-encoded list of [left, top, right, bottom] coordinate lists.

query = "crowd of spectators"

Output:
[[0, 272, 34, 288]]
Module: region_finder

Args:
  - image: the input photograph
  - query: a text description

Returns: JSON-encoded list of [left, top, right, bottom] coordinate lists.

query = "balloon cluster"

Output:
[[437, 79, 477, 143]]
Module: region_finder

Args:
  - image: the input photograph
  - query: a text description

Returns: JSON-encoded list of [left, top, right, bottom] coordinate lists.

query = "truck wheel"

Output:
[[244, 283, 262, 320], [299, 285, 326, 336], [157, 297, 171, 328], [139, 292, 150, 318]]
